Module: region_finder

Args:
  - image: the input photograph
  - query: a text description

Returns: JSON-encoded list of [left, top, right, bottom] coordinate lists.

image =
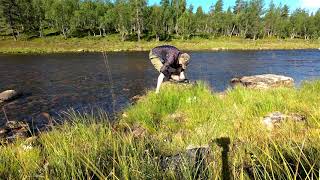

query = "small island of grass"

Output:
[[1, 81, 320, 179]]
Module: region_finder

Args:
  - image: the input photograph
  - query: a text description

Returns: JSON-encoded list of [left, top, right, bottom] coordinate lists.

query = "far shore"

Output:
[[0, 36, 320, 54]]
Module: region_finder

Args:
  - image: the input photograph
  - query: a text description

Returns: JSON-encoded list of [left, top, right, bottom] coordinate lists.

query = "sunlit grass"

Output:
[[0, 36, 319, 54], [1, 81, 320, 179]]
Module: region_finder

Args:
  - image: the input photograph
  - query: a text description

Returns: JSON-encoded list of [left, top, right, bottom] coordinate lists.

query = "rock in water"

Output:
[[230, 74, 294, 89], [0, 90, 21, 103]]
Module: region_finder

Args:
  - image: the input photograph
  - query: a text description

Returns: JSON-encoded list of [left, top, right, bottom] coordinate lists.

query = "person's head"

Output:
[[178, 53, 190, 70]]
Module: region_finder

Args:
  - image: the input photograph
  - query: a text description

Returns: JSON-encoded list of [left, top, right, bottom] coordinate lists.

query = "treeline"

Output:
[[0, 0, 320, 41]]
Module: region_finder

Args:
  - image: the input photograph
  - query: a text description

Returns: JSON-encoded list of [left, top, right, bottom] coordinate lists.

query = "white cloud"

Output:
[[300, 0, 320, 10]]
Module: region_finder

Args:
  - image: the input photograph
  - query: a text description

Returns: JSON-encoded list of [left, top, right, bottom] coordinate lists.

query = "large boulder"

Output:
[[230, 74, 294, 89], [0, 90, 21, 103]]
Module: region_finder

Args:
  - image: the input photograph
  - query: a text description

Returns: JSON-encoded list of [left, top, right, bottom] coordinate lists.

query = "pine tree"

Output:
[[210, 0, 224, 36], [246, 0, 263, 40], [195, 6, 206, 34], [233, 0, 246, 37]]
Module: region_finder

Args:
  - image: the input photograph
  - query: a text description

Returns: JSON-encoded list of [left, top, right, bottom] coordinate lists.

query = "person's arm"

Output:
[[156, 73, 165, 93]]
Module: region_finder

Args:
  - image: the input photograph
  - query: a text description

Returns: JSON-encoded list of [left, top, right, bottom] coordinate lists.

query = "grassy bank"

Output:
[[1, 81, 320, 179], [0, 36, 320, 54]]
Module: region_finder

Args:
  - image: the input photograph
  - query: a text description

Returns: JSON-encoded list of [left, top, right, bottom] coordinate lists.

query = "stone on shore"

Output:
[[262, 112, 306, 130], [0, 90, 21, 103], [230, 74, 294, 89], [0, 121, 30, 142], [160, 145, 210, 179]]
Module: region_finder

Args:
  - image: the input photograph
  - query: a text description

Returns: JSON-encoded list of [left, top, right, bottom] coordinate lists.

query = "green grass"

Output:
[[0, 35, 319, 54], [1, 81, 320, 179]]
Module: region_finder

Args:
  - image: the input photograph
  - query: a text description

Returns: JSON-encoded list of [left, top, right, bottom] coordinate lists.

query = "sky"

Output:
[[148, 0, 320, 13]]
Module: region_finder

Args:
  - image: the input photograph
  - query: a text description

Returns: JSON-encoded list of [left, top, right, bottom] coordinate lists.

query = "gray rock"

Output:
[[6, 121, 29, 129], [0, 121, 30, 142], [0, 90, 21, 103], [160, 145, 210, 179], [262, 112, 306, 129], [230, 74, 294, 89]]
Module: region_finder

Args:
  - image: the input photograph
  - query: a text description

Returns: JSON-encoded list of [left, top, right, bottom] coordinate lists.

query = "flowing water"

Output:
[[1, 50, 320, 128]]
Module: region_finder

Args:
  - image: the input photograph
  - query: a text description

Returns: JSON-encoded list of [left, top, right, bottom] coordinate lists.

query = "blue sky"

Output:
[[148, 0, 320, 13]]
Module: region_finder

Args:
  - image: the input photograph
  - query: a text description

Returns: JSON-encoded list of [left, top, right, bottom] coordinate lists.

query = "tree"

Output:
[[233, 0, 246, 37], [73, 0, 100, 36], [32, 0, 46, 37], [129, 0, 146, 41], [46, 0, 79, 39], [195, 6, 207, 34], [171, 0, 186, 36], [225, 8, 235, 37], [99, 2, 115, 36], [246, 0, 264, 40], [160, 0, 173, 39], [0, 0, 318, 41], [178, 4, 195, 39], [114, 0, 131, 41], [234, 0, 244, 14], [0, 0, 21, 40], [210, 0, 225, 36], [290, 9, 309, 39], [264, 0, 276, 37], [149, 5, 163, 41], [277, 4, 290, 38], [314, 10, 320, 39]]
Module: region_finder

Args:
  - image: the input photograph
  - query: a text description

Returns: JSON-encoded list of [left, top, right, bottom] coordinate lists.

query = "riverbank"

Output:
[[1, 81, 320, 179], [0, 36, 320, 54]]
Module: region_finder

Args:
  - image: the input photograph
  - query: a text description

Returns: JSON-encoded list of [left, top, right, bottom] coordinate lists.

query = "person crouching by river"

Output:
[[149, 45, 191, 93]]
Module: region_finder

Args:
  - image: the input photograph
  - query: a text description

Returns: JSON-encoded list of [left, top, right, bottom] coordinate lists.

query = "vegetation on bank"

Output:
[[1, 0, 320, 42], [0, 36, 320, 54], [1, 81, 320, 179], [2, 0, 320, 54]]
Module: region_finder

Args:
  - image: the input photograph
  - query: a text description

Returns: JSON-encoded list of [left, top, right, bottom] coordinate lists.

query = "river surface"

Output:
[[1, 50, 320, 128]]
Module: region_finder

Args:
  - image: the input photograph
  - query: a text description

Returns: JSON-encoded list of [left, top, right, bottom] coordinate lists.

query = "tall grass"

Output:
[[1, 81, 320, 179]]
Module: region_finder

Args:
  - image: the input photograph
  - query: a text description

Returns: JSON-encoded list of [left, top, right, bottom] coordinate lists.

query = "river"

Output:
[[1, 50, 320, 128]]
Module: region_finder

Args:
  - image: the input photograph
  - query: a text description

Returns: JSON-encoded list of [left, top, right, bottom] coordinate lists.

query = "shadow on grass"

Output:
[[215, 137, 231, 180]]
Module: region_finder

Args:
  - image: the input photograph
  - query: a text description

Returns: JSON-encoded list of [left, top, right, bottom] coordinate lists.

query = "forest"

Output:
[[0, 0, 320, 41]]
